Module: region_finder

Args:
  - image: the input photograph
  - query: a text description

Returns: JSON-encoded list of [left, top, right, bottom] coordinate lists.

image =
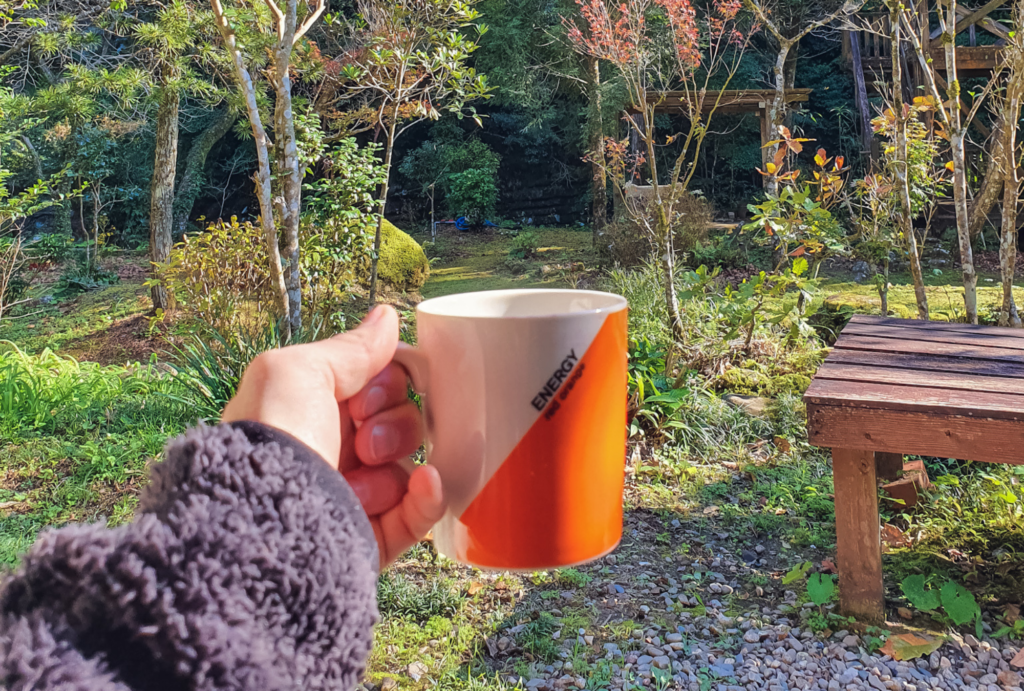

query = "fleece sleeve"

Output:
[[0, 422, 380, 691]]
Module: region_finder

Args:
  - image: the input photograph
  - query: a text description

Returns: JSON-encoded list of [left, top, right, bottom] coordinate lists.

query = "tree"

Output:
[[995, 0, 1024, 327], [135, 0, 222, 312], [897, 1, 997, 324], [744, 0, 865, 197], [566, 0, 753, 341], [209, 0, 327, 338], [339, 0, 492, 305]]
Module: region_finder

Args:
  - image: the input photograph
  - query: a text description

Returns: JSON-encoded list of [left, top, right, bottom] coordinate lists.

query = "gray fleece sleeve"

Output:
[[0, 422, 380, 691]]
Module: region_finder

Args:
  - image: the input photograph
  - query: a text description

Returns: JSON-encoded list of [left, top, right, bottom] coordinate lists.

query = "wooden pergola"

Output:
[[627, 88, 814, 178]]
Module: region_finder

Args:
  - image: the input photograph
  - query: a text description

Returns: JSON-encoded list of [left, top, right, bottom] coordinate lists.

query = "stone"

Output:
[[407, 662, 429, 682], [998, 670, 1022, 686], [653, 656, 672, 669], [851, 260, 871, 283], [745, 630, 762, 644], [842, 636, 860, 649], [381, 678, 398, 691]]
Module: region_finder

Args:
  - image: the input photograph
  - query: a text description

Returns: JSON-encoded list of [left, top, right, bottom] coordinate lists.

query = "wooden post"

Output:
[[875, 452, 904, 482], [833, 447, 885, 623]]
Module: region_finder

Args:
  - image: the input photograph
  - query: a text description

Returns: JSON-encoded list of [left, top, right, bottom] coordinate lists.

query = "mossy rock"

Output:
[[361, 220, 430, 292]]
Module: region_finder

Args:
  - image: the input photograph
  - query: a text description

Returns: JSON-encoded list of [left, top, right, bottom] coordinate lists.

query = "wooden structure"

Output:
[[628, 89, 813, 181], [843, 1, 1010, 153], [804, 314, 1024, 622]]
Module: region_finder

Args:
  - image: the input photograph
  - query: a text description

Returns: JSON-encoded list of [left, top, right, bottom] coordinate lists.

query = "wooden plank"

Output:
[[835, 335, 1024, 365], [930, 45, 1002, 71], [832, 447, 884, 624], [841, 323, 1024, 352], [815, 363, 1024, 395], [930, 3, 1011, 41], [848, 314, 1024, 338], [804, 379, 1024, 420], [825, 349, 1024, 379], [875, 452, 904, 482], [806, 404, 1024, 465]]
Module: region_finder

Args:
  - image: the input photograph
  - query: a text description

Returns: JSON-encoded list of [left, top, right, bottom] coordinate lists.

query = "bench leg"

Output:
[[833, 447, 884, 623], [875, 452, 903, 482]]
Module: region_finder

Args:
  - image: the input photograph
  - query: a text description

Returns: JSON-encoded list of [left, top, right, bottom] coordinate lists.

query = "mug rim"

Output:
[[416, 288, 627, 320]]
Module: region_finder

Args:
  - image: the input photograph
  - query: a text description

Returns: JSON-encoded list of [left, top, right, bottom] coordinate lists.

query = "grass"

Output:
[[416, 227, 596, 298]]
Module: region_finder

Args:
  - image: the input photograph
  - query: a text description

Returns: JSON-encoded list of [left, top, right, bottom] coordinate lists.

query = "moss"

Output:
[[366, 220, 430, 292], [770, 373, 812, 396], [717, 367, 770, 395]]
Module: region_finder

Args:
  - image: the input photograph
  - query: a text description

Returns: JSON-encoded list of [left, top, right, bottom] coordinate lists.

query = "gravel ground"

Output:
[[489, 548, 1023, 691]]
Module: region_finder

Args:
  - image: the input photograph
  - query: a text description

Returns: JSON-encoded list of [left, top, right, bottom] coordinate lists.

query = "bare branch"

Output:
[[262, 0, 287, 42], [293, 0, 326, 44]]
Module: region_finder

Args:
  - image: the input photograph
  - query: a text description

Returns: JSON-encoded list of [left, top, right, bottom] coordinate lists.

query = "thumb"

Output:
[[308, 305, 401, 402]]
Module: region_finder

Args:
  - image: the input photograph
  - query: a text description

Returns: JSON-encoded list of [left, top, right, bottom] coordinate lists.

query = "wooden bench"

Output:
[[804, 314, 1024, 622]]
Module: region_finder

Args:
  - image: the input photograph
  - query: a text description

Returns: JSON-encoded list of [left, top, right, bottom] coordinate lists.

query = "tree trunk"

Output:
[[149, 80, 179, 312], [369, 117, 399, 306], [881, 257, 890, 316], [272, 49, 303, 336], [210, 3, 290, 339], [942, 0, 978, 324], [848, 33, 875, 161], [890, 6, 929, 319], [173, 108, 237, 235], [999, 1, 1024, 327], [587, 55, 607, 251], [765, 41, 792, 197], [969, 115, 1005, 239]]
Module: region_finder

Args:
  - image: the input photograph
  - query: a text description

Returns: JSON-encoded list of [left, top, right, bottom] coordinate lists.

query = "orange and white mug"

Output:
[[394, 289, 628, 571]]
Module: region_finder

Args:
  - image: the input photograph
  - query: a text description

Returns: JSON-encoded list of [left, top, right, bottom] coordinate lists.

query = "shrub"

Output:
[[359, 220, 430, 292], [605, 220, 654, 267], [377, 571, 463, 623], [508, 230, 539, 260], [613, 186, 714, 257], [674, 191, 714, 253], [27, 233, 73, 265], [447, 166, 499, 223], [155, 217, 272, 335]]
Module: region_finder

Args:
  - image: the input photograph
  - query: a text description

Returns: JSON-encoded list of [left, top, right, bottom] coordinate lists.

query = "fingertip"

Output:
[[408, 465, 446, 523]]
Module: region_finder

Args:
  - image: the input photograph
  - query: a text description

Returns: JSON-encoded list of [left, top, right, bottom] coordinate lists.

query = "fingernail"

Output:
[[362, 305, 386, 326], [370, 425, 399, 460], [363, 386, 387, 416]]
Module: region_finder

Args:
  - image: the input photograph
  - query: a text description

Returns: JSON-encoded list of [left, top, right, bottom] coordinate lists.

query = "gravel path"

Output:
[[495, 550, 1023, 691]]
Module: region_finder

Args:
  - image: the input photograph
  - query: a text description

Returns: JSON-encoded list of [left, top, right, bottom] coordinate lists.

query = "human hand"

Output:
[[222, 305, 445, 568]]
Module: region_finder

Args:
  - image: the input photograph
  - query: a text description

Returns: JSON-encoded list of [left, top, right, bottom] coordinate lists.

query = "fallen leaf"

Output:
[[703, 505, 720, 516], [898, 607, 913, 620], [773, 436, 792, 453], [1006, 604, 1021, 624], [879, 633, 945, 661], [1012, 648, 1024, 668], [820, 559, 837, 575], [468, 581, 486, 595], [881, 523, 912, 549]]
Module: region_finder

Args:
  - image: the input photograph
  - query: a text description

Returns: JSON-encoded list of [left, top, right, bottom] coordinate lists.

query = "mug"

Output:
[[394, 289, 628, 571]]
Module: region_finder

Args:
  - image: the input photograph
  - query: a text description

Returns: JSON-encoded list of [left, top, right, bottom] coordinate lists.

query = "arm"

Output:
[[1, 306, 445, 691]]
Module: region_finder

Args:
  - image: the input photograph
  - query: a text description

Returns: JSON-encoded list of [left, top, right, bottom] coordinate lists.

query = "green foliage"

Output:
[[507, 231, 539, 260], [744, 186, 848, 275], [27, 232, 72, 264], [899, 574, 982, 634], [400, 129, 501, 223], [782, 561, 813, 585], [556, 568, 592, 588], [155, 217, 272, 335], [302, 138, 387, 320], [519, 612, 559, 662], [167, 318, 326, 422], [807, 573, 835, 606], [377, 571, 464, 623]]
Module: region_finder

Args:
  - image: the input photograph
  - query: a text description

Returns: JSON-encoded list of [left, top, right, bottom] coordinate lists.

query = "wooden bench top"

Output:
[[804, 314, 1024, 464]]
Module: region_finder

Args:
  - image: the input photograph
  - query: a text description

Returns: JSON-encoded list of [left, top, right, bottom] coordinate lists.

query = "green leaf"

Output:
[[940, 581, 980, 626], [901, 575, 940, 611], [782, 561, 813, 585], [807, 573, 835, 606], [792, 257, 809, 277]]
